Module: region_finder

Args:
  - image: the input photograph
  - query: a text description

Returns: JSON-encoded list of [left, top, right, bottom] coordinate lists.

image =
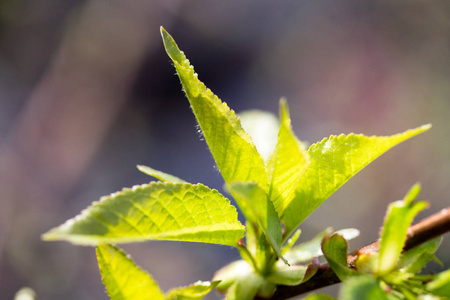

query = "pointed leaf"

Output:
[[268, 99, 310, 215], [96, 244, 165, 300], [165, 281, 219, 300], [137, 165, 187, 183], [378, 185, 428, 275], [322, 233, 357, 281], [239, 110, 279, 162], [160, 27, 269, 191], [227, 181, 287, 264], [283, 125, 431, 235], [43, 182, 245, 247], [397, 237, 441, 273]]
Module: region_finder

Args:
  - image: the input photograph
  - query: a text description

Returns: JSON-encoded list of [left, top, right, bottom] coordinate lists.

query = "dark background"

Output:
[[1, 1, 449, 299]]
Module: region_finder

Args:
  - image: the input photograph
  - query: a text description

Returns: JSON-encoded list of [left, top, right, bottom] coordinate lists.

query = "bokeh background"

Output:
[[1, 1, 449, 299]]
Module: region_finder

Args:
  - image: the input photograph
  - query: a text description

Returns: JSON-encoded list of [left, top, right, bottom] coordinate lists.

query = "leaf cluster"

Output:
[[42, 28, 449, 300]]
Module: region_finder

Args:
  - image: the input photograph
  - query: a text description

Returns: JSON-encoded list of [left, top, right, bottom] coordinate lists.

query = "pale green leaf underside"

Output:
[[227, 181, 287, 264], [43, 182, 245, 247], [239, 109, 279, 162], [137, 165, 187, 183], [283, 124, 431, 235], [268, 99, 310, 216], [266, 265, 309, 286], [96, 244, 165, 300], [160, 27, 269, 192], [165, 281, 219, 300]]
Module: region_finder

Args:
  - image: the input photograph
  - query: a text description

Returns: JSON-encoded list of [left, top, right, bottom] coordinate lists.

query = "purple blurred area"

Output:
[[1, 1, 449, 299]]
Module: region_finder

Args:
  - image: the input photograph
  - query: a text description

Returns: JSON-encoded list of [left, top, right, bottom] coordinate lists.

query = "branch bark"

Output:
[[261, 207, 450, 300]]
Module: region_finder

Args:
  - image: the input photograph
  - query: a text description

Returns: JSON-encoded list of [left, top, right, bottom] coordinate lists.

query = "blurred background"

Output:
[[0, 0, 449, 299]]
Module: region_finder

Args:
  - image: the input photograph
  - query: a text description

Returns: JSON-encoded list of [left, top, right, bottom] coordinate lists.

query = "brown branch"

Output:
[[261, 207, 450, 300]]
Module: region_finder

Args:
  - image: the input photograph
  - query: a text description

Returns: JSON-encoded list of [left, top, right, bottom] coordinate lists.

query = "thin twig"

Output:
[[261, 207, 450, 300]]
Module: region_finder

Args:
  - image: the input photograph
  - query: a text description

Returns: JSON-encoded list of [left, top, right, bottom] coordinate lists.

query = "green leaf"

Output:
[[213, 260, 251, 293], [322, 233, 356, 281], [396, 237, 441, 273], [238, 109, 279, 162], [227, 181, 287, 264], [426, 268, 450, 297], [43, 182, 245, 247], [160, 27, 269, 191], [378, 184, 428, 275], [266, 265, 309, 286], [339, 275, 387, 300], [284, 228, 359, 265], [165, 281, 219, 300], [283, 125, 431, 235], [96, 244, 165, 300], [137, 165, 187, 183], [268, 99, 310, 215], [225, 271, 273, 300], [284, 228, 331, 264], [302, 294, 337, 300], [267, 259, 319, 286]]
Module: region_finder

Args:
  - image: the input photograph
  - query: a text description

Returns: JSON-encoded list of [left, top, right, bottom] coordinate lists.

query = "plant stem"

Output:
[[259, 207, 450, 300]]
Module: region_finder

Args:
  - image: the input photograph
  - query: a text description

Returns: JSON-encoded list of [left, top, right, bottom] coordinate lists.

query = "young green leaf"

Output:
[[165, 281, 219, 300], [227, 181, 287, 265], [160, 27, 269, 191], [43, 182, 245, 247], [268, 99, 310, 215], [302, 294, 337, 300], [322, 233, 357, 281], [426, 269, 450, 297], [266, 259, 319, 286], [225, 271, 273, 300], [339, 275, 388, 300], [96, 244, 165, 300], [265, 265, 309, 286], [396, 237, 441, 273], [283, 228, 359, 265], [378, 184, 428, 275], [282, 125, 431, 236], [137, 165, 187, 183], [284, 228, 331, 264]]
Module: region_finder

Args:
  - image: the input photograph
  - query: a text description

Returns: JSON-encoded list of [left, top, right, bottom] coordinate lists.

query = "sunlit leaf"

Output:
[[283, 125, 431, 236], [165, 281, 219, 300], [160, 27, 269, 191], [43, 182, 245, 247], [322, 233, 357, 281], [227, 181, 287, 264], [96, 244, 164, 300], [268, 99, 310, 215], [137, 165, 187, 183], [239, 110, 279, 162], [378, 184, 428, 275]]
